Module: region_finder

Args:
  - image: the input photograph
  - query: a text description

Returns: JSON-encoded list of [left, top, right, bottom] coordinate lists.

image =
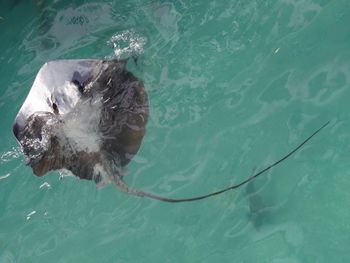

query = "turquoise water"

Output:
[[1, 0, 350, 262]]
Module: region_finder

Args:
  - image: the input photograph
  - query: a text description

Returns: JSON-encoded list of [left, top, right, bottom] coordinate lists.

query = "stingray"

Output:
[[12, 59, 329, 203]]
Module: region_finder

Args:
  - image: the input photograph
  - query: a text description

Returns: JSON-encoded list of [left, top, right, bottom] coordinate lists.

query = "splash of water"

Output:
[[0, 147, 22, 164], [107, 30, 146, 59]]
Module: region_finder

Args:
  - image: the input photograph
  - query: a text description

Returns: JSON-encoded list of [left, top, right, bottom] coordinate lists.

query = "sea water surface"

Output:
[[1, 0, 350, 262]]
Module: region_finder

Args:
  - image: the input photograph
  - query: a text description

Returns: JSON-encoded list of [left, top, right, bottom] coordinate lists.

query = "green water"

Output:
[[1, 0, 350, 262]]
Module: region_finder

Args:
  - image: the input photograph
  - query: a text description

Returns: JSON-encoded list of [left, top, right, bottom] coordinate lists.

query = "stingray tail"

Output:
[[114, 121, 330, 203], [114, 175, 189, 202]]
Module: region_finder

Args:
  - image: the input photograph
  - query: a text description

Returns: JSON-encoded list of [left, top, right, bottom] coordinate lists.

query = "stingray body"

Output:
[[13, 59, 148, 185], [13, 59, 329, 203]]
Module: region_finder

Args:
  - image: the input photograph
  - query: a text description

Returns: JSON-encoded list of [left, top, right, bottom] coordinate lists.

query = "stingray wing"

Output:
[[13, 59, 101, 139]]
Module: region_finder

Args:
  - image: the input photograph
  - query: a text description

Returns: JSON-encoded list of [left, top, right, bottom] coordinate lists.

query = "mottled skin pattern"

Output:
[[93, 60, 148, 168], [13, 60, 148, 182]]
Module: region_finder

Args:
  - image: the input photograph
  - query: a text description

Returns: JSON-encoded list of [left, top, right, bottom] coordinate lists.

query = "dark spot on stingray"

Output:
[[72, 71, 86, 94], [72, 79, 84, 94], [52, 102, 59, 114], [12, 58, 330, 203]]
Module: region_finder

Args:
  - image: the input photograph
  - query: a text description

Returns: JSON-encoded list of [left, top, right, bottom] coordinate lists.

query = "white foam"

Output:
[[59, 95, 103, 153], [108, 30, 146, 58]]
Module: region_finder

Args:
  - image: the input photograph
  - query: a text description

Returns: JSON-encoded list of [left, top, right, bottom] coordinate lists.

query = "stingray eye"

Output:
[[72, 79, 84, 94], [52, 103, 59, 114]]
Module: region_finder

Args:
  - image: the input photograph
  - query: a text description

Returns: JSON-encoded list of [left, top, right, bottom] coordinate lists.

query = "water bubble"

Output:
[[26, 210, 36, 220], [0, 173, 10, 180], [39, 182, 51, 189]]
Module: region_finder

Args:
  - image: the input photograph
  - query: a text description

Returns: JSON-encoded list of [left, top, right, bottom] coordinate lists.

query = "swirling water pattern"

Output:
[[1, 0, 350, 262]]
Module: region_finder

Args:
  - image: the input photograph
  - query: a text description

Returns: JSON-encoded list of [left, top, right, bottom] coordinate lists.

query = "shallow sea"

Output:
[[1, 0, 350, 262]]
